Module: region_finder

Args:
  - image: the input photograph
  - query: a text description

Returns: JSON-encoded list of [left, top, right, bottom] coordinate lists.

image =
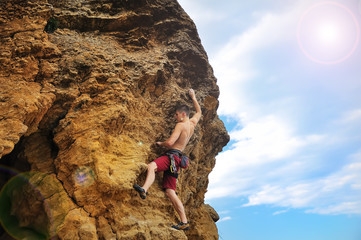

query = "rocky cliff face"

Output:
[[0, 0, 229, 239]]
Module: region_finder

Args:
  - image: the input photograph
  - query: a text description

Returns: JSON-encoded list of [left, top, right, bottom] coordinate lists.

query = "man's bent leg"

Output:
[[142, 162, 157, 192], [165, 188, 187, 223]]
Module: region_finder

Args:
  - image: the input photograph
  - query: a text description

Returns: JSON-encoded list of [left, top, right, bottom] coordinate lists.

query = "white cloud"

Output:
[[229, 115, 309, 161], [217, 210, 230, 215], [178, 0, 226, 26], [207, 115, 325, 199], [211, 4, 301, 118], [273, 209, 289, 215], [218, 216, 232, 222], [308, 202, 361, 215], [227, 150, 361, 215], [336, 108, 361, 125], [208, 117, 361, 214], [327, 108, 361, 145]]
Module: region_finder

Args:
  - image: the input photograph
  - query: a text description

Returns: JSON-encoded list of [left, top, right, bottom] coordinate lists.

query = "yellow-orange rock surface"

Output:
[[0, 0, 229, 239]]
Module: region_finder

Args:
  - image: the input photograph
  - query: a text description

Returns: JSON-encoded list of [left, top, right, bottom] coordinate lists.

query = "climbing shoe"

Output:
[[133, 184, 147, 199], [171, 222, 190, 231]]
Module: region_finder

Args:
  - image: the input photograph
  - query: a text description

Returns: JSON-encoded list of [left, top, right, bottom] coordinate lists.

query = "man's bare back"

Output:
[[156, 89, 201, 152], [171, 121, 194, 151]]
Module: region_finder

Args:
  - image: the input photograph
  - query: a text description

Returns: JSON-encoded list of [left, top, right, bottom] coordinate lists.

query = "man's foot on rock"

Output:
[[172, 222, 189, 231], [133, 184, 147, 199]]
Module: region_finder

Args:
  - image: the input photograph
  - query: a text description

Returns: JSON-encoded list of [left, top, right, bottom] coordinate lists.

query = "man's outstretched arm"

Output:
[[189, 89, 202, 125], [156, 123, 182, 149]]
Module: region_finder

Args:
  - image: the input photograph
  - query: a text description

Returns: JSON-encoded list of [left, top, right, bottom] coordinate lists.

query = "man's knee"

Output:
[[165, 188, 175, 198], [165, 188, 171, 197]]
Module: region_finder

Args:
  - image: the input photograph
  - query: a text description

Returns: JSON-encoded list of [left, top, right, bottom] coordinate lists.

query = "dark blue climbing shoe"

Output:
[[133, 184, 147, 199], [172, 222, 190, 231]]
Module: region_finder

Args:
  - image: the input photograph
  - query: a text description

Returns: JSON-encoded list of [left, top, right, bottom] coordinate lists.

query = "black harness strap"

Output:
[[164, 149, 182, 178]]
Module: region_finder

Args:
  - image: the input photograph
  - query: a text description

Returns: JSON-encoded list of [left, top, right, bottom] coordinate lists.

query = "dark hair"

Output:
[[176, 104, 190, 117]]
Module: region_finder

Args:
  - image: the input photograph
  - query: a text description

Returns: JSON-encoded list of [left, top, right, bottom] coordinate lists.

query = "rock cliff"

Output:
[[0, 0, 229, 239]]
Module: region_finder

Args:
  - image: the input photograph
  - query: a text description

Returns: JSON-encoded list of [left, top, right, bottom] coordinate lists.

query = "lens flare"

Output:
[[0, 170, 56, 240], [316, 22, 340, 45], [297, 2, 360, 64], [0, 165, 19, 180], [73, 166, 95, 187]]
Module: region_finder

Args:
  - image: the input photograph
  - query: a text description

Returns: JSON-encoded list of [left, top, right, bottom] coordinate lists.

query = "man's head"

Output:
[[176, 105, 190, 116], [175, 104, 190, 122]]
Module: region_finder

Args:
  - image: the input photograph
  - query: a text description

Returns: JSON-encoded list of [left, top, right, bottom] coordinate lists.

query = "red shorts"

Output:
[[153, 153, 180, 191]]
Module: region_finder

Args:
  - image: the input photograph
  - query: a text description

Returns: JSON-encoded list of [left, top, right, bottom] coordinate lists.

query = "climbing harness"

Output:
[[164, 149, 189, 178]]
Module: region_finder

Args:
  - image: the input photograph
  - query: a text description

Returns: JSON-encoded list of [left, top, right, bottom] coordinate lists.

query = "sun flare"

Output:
[[316, 22, 340, 46], [297, 2, 360, 64]]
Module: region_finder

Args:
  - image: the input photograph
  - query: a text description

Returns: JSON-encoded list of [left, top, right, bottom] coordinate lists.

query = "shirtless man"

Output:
[[133, 89, 202, 231]]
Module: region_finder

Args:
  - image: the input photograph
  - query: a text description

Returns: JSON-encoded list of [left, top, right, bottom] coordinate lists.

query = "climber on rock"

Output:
[[133, 88, 202, 231]]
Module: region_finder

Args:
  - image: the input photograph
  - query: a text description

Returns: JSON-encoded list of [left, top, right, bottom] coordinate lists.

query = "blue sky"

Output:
[[178, 0, 361, 239]]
